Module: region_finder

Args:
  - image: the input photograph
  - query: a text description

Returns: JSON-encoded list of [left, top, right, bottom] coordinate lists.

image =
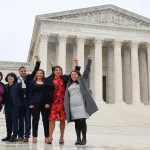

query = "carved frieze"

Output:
[[50, 9, 150, 28]]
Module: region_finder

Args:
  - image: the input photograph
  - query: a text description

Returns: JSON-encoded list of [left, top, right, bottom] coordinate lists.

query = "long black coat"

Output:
[[43, 66, 81, 106]]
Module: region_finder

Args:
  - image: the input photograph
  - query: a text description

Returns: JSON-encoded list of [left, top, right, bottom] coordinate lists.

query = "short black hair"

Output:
[[19, 66, 26, 71], [0, 72, 3, 81], [5, 73, 18, 83]]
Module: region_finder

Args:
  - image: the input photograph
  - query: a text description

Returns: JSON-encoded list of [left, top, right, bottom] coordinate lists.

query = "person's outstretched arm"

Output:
[[83, 56, 92, 81]]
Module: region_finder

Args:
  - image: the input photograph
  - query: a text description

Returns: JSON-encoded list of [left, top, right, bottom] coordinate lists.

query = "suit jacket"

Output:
[[43, 66, 81, 106], [22, 61, 41, 105], [3, 82, 26, 107], [28, 80, 44, 105]]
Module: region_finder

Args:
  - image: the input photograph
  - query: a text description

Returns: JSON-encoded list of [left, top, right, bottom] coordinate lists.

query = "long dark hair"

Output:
[[34, 69, 45, 81], [5, 73, 18, 83], [53, 66, 63, 76], [0, 72, 3, 81], [68, 70, 81, 86]]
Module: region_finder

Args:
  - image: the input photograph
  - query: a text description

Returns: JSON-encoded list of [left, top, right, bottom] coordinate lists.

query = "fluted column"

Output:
[[72, 43, 77, 69], [131, 41, 141, 103], [76, 37, 85, 73], [107, 43, 114, 103], [147, 43, 150, 104], [114, 40, 123, 102], [57, 35, 67, 73], [122, 46, 132, 104], [94, 38, 103, 101], [39, 34, 49, 75], [139, 48, 149, 104]]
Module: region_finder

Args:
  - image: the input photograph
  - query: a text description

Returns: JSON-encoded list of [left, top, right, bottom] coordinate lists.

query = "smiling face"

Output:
[[19, 67, 27, 77], [36, 70, 44, 80], [7, 76, 15, 84], [71, 71, 79, 82], [54, 67, 62, 77]]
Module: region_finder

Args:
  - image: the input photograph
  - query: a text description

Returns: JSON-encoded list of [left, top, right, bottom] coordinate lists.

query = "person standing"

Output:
[[2, 73, 26, 142], [28, 69, 50, 143], [18, 56, 41, 142], [0, 72, 4, 112], [64, 56, 98, 145], [44, 60, 81, 144]]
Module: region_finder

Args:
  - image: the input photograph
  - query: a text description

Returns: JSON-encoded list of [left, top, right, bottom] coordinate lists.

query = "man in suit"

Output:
[[18, 56, 41, 142]]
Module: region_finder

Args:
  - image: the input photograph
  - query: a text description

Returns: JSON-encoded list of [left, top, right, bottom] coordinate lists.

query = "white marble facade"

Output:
[[1, 4, 150, 104]]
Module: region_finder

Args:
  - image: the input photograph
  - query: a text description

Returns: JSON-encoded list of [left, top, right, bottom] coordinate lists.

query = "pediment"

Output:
[[38, 5, 150, 28]]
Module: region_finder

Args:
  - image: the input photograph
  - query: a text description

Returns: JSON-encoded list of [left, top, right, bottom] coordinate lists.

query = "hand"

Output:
[[18, 77, 24, 83], [74, 59, 78, 66], [29, 105, 34, 108], [48, 60, 54, 67], [45, 104, 50, 108], [34, 56, 40, 62], [88, 55, 92, 60]]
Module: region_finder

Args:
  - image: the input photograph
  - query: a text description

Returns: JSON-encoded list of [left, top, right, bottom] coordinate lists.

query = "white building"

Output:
[[1, 4, 150, 105]]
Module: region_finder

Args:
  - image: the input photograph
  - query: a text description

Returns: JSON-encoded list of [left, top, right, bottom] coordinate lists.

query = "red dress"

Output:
[[49, 77, 66, 121]]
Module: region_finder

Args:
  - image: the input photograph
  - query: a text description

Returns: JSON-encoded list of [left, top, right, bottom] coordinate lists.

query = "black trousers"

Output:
[[30, 103, 50, 137], [5, 106, 19, 138]]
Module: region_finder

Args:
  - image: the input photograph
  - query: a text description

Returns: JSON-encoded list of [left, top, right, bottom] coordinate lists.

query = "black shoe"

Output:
[[17, 137, 24, 141], [75, 138, 81, 145], [80, 137, 86, 145], [2, 137, 11, 141], [9, 137, 17, 142]]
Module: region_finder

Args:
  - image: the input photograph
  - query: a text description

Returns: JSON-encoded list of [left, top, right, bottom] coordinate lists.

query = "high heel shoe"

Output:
[[47, 137, 53, 144]]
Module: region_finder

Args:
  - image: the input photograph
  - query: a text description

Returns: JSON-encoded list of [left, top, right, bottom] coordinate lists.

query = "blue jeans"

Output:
[[18, 104, 31, 138]]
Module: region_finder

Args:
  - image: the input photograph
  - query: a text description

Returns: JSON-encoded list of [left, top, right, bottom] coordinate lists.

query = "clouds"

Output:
[[0, 0, 149, 62]]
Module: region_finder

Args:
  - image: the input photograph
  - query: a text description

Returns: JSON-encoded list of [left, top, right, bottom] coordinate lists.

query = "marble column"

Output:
[[94, 38, 103, 101], [139, 48, 149, 104], [57, 35, 67, 73], [122, 46, 132, 104], [76, 37, 85, 73], [39, 34, 49, 75], [90, 44, 95, 96], [107, 43, 114, 103], [72, 43, 77, 69], [131, 42, 141, 103], [147, 43, 150, 104], [114, 40, 123, 102]]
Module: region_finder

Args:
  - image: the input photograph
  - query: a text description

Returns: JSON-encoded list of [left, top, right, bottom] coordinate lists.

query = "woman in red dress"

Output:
[[44, 61, 81, 144]]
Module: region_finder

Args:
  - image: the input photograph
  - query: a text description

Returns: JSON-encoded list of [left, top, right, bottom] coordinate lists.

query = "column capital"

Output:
[[113, 40, 122, 47], [76, 36, 86, 44], [146, 42, 150, 49], [39, 34, 49, 42], [107, 42, 114, 50], [57, 35, 68, 42], [130, 41, 140, 48], [94, 38, 103, 45]]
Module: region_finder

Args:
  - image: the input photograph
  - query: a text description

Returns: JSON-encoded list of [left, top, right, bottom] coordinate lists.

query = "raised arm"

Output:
[[30, 56, 41, 80], [83, 56, 92, 81], [46, 60, 55, 79], [74, 59, 81, 71]]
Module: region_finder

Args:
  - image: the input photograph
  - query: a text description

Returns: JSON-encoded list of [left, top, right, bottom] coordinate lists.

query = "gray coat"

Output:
[[64, 59, 98, 123]]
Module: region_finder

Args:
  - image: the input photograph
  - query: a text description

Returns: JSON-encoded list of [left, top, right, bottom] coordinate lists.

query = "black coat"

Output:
[[28, 80, 44, 106], [23, 61, 41, 105], [3, 82, 26, 107], [43, 66, 81, 106]]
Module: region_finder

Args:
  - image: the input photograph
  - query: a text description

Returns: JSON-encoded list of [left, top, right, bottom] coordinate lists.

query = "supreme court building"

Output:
[[1, 4, 150, 105]]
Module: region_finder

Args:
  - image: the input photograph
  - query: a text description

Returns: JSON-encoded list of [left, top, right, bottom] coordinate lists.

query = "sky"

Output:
[[0, 0, 150, 62]]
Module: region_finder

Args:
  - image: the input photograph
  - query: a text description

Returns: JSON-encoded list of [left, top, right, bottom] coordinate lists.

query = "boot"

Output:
[[80, 122, 87, 145], [75, 126, 81, 145], [80, 136, 86, 145]]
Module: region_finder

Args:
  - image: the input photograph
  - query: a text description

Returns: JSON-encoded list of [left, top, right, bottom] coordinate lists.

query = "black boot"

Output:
[[9, 136, 17, 142], [2, 136, 11, 141], [75, 127, 81, 145]]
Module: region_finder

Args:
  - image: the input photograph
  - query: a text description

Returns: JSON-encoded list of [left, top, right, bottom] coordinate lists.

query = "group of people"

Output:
[[0, 55, 98, 145]]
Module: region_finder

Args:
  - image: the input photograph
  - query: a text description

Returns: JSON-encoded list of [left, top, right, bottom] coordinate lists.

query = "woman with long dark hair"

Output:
[[64, 56, 98, 145], [28, 69, 50, 143], [0, 72, 4, 112], [2, 73, 26, 142], [44, 60, 81, 144]]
